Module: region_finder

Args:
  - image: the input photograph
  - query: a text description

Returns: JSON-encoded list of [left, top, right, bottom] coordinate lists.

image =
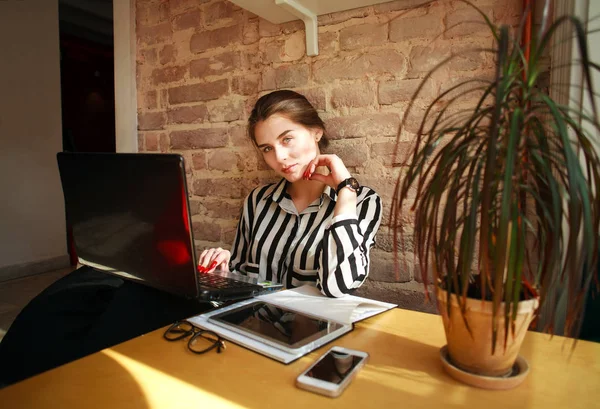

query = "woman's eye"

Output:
[[283, 137, 292, 144], [262, 146, 272, 153]]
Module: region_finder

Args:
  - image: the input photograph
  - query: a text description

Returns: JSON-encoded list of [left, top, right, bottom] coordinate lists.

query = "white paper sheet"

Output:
[[256, 285, 397, 325]]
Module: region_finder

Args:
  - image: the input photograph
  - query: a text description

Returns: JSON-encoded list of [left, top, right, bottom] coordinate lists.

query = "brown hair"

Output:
[[248, 90, 329, 151]]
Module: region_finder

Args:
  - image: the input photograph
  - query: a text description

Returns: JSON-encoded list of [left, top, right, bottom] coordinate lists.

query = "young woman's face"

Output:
[[254, 114, 322, 182]]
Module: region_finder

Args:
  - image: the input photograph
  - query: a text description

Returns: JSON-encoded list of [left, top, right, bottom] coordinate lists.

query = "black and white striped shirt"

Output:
[[229, 178, 382, 297]]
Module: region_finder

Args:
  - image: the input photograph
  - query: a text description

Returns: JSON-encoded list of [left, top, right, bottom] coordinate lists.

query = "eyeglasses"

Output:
[[163, 321, 226, 354]]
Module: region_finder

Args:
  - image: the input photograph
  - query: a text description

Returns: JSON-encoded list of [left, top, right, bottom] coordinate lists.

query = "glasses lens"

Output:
[[188, 331, 221, 354], [164, 321, 194, 341]]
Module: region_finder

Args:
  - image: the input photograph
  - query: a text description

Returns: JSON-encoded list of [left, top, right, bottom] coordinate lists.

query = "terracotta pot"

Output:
[[437, 288, 539, 377]]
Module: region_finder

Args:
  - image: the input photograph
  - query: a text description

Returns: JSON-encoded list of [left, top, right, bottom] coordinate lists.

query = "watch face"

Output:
[[337, 178, 359, 194]]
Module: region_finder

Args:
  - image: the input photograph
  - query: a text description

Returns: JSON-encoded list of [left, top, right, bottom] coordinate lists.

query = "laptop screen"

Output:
[[57, 152, 199, 299]]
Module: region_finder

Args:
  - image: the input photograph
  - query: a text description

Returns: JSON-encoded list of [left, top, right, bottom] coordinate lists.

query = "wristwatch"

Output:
[[336, 177, 360, 195]]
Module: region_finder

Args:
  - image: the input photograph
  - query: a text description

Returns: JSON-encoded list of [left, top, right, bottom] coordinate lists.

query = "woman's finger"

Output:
[[205, 249, 231, 273], [198, 247, 220, 271], [306, 154, 350, 187]]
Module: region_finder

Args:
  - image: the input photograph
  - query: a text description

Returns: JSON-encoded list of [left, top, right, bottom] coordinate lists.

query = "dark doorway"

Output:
[[59, 0, 115, 153], [59, 0, 115, 265]]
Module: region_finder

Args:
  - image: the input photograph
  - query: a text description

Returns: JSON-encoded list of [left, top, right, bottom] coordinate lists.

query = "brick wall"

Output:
[[135, 0, 521, 312]]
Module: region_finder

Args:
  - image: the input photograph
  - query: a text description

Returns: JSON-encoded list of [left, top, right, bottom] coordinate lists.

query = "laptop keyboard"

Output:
[[197, 273, 258, 289]]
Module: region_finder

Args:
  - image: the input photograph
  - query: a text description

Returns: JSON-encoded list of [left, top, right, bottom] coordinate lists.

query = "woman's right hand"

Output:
[[197, 247, 231, 273]]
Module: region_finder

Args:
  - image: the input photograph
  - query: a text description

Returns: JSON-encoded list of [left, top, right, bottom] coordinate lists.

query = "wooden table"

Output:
[[1, 308, 598, 408]]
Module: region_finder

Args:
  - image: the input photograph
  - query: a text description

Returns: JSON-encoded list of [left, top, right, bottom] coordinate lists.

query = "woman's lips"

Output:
[[282, 164, 297, 174]]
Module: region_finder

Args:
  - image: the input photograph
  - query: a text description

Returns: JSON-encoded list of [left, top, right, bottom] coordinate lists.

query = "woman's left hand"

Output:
[[303, 154, 351, 188]]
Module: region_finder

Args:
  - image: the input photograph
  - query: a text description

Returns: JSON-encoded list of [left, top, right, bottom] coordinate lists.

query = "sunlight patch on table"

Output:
[[361, 364, 468, 400], [102, 349, 245, 409]]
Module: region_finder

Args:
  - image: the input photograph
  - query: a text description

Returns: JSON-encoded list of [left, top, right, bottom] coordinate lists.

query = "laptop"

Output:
[[56, 152, 265, 302]]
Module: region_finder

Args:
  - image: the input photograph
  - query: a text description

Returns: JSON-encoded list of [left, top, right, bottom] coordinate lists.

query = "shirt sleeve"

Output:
[[318, 188, 383, 298], [229, 191, 253, 275]]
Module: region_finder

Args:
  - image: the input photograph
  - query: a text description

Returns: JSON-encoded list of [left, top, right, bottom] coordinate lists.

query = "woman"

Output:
[[198, 90, 382, 297]]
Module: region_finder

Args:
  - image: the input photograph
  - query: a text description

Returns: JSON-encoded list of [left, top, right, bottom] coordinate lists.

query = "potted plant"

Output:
[[392, 0, 599, 388]]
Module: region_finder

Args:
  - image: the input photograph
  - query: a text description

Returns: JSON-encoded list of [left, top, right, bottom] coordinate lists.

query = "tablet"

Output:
[[208, 301, 351, 353]]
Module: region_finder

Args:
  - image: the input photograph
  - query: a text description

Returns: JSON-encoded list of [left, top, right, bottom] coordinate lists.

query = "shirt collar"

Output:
[[264, 178, 338, 205]]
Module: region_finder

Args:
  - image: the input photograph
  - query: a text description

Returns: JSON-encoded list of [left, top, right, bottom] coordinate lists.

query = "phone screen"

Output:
[[305, 350, 364, 384]]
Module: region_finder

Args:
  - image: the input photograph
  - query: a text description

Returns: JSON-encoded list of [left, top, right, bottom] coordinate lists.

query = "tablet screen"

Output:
[[208, 301, 345, 350]]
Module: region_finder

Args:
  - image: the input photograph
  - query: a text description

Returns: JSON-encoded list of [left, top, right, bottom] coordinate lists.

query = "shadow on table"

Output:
[[0, 350, 150, 409]]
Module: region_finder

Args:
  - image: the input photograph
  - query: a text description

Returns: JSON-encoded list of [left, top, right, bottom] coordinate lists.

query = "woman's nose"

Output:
[[274, 147, 287, 163]]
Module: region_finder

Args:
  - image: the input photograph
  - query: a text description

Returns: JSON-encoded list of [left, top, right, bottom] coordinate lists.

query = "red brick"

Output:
[[445, 6, 494, 38], [448, 43, 487, 72], [137, 3, 166, 27], [151, 66, 187, 85], [331, 83, 376, 108], [326, 113, 400, 139], [201, 199, 243, 219], [189, 198, 201, 216], [192, 221, 222, 242], [207, 100, 243, 122], [232, 74, 259, 96], [402, 105, 436, 134], [370, 139, 414, 166], [260, 68, 276, 91], [494, 0, 521, 25], [138, 112, 166, 130], [313, 50, 406, 83], [318, 8, 369, 26], [407, 44, 451, 78], [339, 23, 388, 51], [168, 79, 229, 104], [207, 149, 237, 171], [139, 48, 158, 64], [167, 104, 209, 124], [299, 87, 326, 111], [138, 22, 172, 46], [327, 140, 368, 167], [160, 2, 170, 21], [241, 48, 261, 71], [145, 131, 167, 151], [318, 31, 338, 56], [258, 18, 303, 37], [373, 0, 431, 14], [169, 0, 208, 15], [390, 12, 444, 42], [190, 52, 241, 78], [261, 39, 284, 64], [137, 132, 145, 151], [145, 133, 158, 151], [379, 78, 437, 104], [222, 225, 238, 247], [170, 128, 229, 149], [238, 149, 271, 172], [159, 132, 169, 152], [192, 151, 207, 169], [368, 250, 412, 283], [190, 25, 242, 53], [193, 178, 244, 199], [140, 90, 157, 110], [203, 1, 240, 25], [230, 126, 252, 148], [172, 9, 201, 31], [275, 64, 309, 88], [159, 89, 169, 108], [283, 31, 305, 61], [243, 20, 259, 45], [159, 44, 177, 65]]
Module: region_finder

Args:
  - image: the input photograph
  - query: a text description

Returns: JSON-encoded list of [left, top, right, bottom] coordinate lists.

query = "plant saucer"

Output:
[[439, 345, 530, 390]]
